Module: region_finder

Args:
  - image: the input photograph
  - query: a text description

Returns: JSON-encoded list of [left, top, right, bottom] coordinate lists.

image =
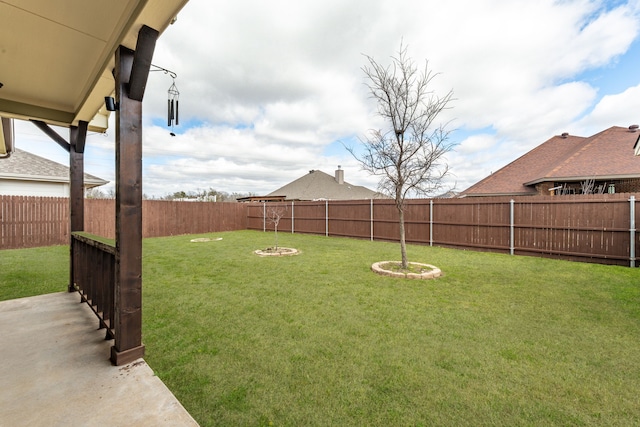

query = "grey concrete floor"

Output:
[[0, 292, 199, 427]]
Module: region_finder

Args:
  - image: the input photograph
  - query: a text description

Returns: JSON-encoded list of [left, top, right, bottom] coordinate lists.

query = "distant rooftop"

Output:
[[461, 126, 640, 196], [263, 168, 386, 201], [0, 148, 108, 187]]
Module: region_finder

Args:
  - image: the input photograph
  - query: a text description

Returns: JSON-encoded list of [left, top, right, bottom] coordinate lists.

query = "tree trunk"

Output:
[[398, 206, 408, 269], [274, 225, 279, 249]]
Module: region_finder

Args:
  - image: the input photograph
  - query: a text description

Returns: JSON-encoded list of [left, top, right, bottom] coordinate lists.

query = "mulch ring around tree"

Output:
[[254, 247, 299, 256], [371, 261, 442, 279], [190, 237, 223, 242]]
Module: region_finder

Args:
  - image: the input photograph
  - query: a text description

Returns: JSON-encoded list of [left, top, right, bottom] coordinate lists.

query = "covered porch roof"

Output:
[[1, 0, 192, 368], [0, 0, 193, 368], [0, 0, 188, 150]]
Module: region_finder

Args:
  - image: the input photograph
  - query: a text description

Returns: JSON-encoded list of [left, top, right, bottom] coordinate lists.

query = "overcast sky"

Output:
[[15, 0, 640, 197]]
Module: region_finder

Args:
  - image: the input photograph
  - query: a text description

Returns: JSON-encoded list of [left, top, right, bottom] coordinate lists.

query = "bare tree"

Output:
[[580, 178, 595, 195], [85, 187, 116, 199], [349, 43, 454, 268], [265, 204, 288, 250], [579, 177, 607, 195], [85, 187, 106, 199]]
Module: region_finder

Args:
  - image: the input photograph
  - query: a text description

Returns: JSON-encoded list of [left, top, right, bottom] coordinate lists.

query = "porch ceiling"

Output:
[[0, 0, 188, 134]]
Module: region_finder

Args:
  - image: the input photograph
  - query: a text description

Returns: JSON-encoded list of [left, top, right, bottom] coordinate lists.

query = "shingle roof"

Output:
[[266, 169, 384, 201], [0, 148, 108, 187], [461, 126, 640, 196], [537, 127, 640, 181]]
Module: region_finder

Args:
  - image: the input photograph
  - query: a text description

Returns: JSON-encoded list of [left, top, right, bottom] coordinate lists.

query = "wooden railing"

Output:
[[71, 232, 116, 339]]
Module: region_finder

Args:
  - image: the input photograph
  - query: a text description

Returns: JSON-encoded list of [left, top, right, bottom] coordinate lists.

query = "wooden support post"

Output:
[[69, 121, 87, 292], [111, 45, 145, 366]]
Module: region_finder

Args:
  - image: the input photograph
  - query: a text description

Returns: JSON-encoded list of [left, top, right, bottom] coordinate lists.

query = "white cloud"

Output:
[[456, 134, 500, 155], [13, 0, 640, 197], [572, 83, 640, 133]]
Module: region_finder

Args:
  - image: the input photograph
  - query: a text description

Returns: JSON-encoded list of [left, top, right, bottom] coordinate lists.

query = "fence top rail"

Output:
[[72, 232, 116, 255], [251, 193, 640, 208], [452, 193, 639, 204]]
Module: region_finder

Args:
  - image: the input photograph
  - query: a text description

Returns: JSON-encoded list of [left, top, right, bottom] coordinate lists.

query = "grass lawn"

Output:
[[0, 244, 69, 300], [2, 230, 640, 426]]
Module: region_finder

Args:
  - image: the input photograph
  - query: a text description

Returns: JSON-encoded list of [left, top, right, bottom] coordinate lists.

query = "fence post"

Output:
[[262, 202, 266, 232], [510, 199, 515, 256], [630, 196, 636, 268], [370, 198, 374, 241], [430, 199, 433, 246], [291, 201, 295, 234], [325, 200, 329, 237]]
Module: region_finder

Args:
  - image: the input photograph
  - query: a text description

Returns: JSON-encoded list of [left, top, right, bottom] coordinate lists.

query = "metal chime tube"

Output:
[[164, 77, 180, 130]]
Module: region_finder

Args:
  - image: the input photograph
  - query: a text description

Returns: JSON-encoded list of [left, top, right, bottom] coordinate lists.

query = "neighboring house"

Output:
[[461, 125, 640, 197], [239, 167, 385, 201], [0, 148, 108, 197]]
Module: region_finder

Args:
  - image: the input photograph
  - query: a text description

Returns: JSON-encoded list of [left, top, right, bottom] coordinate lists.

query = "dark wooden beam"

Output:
[[127, 25, 159, 102], [71, 120, 88, 154], [1, 117, 14, 157], [31, 120, 70, 152], [69, 122, 87, 292], [111, 45, 145, 366], [0, 99, 75, 125]]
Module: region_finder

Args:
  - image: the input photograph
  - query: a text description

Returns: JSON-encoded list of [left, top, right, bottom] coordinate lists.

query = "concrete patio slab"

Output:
[[0, 292, 199, 427]]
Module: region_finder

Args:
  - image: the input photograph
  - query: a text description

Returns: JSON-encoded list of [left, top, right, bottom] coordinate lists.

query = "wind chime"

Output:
[[150, 64, 180, 136], [167, 77, 179, 136]]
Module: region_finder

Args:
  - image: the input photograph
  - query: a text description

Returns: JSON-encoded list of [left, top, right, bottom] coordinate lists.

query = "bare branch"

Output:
[[350, 42, 455, 268], [265, 204, 288, 249]]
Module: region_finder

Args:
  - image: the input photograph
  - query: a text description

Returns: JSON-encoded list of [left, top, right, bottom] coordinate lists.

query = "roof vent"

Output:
[[561, 132, 569, 138], [629, 124, 639, 132]]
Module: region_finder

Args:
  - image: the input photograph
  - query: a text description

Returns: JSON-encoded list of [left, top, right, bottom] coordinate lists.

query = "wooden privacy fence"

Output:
[[3, 194, 639, 266], [0, 196, 70, 248], [85, 199, 248, 239], [247, 194, 639, 267], [1, 196, 247, 249]]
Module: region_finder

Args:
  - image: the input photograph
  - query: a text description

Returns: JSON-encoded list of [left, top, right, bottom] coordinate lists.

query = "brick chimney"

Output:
[[335, 165, 344, 184]]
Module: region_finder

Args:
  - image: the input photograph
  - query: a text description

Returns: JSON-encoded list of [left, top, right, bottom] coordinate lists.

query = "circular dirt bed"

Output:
[[254, 247, 299, 256], [371, 261, 442, 279], [190, 237, 223, 242]]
